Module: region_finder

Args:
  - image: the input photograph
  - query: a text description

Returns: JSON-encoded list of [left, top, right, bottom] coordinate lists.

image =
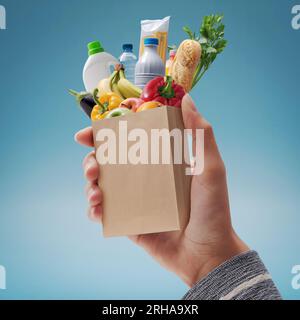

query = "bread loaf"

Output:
[[171, 40, 202, 92]]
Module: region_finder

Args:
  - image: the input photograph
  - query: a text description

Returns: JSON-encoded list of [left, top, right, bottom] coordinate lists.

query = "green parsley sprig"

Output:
[[183, 14, 227, 89]]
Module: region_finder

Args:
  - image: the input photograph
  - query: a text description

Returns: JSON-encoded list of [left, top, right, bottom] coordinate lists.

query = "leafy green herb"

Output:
[[183, 14, 227, 89]]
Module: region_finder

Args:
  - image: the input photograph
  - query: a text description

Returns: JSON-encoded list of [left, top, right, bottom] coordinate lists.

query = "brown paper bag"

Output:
[[92, 106, 191, 237]]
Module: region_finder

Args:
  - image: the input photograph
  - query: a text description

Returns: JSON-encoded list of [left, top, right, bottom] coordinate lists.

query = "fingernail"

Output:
[[74, 132, 79, 142], [74, 128, 85, 142]]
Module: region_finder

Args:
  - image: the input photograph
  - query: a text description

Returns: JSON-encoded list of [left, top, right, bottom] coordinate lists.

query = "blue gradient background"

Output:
[[0, 0, 299, 299]]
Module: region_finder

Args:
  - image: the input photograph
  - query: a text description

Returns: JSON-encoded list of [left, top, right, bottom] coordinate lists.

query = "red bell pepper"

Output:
[[141, 76, 185, 108]]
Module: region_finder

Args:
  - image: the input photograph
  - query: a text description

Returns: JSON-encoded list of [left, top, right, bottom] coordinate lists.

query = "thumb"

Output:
[[182, 94, 211, 131], [181, 94, 222, 165]]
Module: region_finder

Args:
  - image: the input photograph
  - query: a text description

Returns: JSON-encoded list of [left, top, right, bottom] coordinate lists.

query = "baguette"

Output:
[[171, 40, 202, 92]]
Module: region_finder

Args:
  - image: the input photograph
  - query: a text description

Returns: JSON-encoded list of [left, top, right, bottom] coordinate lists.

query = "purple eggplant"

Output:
[[68, 89, 95, 118]]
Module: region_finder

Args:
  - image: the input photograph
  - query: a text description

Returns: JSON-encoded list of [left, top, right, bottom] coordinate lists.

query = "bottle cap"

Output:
[[122, 44, 133, 51], [87, 41, 104, 56], [144, 38, 159, 46]]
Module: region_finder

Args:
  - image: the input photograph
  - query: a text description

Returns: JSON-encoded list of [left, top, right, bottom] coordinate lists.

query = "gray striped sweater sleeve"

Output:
[[182, 251, 282, 300]]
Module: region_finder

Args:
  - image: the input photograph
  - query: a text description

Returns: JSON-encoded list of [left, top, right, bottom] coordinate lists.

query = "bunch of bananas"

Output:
[[98, 64, 142, 99]]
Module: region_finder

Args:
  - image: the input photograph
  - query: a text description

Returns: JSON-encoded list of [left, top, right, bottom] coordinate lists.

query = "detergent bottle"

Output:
[[83, 41, 118, 93]]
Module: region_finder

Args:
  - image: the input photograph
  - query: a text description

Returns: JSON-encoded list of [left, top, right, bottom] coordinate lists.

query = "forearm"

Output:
[[182, 251, 282, 300]]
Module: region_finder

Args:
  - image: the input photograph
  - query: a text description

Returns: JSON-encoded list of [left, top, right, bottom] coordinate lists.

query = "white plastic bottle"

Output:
[[119, 44, 137, 84], [83, 41, 118, 93], [135, 38, 165, 90]]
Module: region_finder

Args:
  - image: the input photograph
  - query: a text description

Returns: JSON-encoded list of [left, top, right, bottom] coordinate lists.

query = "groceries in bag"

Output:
[[69, 14, 229, 237], [70, 14, 228, 120]]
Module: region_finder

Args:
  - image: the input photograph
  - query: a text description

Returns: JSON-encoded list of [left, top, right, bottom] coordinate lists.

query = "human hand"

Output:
[[75, 94, 249, 287]]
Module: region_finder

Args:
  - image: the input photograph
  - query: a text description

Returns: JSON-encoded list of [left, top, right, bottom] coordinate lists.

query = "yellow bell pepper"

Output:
[[91, 89, 124, 121], [91, 108, 109, 121], [99, 92, 123, 111]]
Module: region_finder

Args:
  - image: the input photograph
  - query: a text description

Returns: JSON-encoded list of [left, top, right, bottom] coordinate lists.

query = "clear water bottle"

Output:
[[119, 44, 137, 84]]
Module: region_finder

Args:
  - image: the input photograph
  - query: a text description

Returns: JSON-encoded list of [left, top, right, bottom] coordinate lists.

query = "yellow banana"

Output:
[[117, 68, 142, 98], [117, 78, 142, 99], [109, 70, 124, 99]]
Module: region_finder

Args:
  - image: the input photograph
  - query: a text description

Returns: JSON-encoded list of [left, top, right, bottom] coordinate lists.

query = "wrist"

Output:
[[183, 232, 249, 287]]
